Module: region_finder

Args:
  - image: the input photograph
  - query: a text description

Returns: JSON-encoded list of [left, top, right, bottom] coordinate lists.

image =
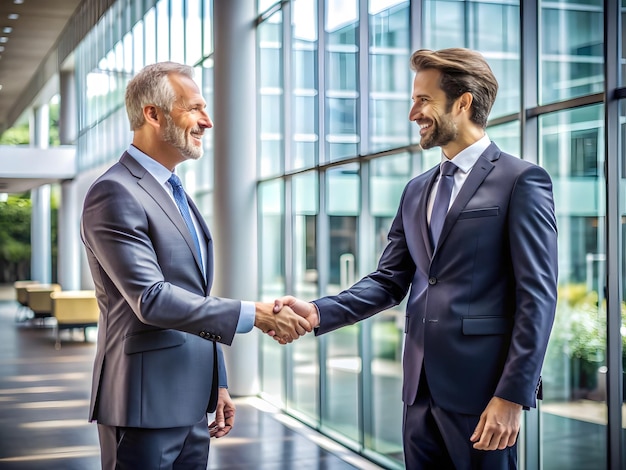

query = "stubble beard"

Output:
[[420, 114, 458, 150], [162, 112, 203, 161]]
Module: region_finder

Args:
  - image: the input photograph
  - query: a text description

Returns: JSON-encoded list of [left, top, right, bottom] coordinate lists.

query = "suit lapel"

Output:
[[419, 168, 439, 258], [121, 153, 207, 281]]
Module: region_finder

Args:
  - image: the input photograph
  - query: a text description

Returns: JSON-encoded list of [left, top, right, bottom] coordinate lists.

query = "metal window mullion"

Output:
[[604, 0, 623, 468]]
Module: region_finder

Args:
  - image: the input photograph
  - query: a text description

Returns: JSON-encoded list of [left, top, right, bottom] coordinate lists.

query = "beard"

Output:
[[420, 113, 458, 150], [162, 112, 203, 161]]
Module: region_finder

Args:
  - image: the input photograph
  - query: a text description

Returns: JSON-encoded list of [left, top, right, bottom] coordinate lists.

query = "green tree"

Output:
[[0, 194, 32, 281]]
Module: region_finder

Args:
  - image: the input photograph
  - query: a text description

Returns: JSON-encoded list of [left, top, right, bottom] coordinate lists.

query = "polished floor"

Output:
[[0, 285, 383, 470]]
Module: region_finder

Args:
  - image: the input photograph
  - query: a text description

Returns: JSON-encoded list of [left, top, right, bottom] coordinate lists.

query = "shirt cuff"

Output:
[[236, 300, 256, 333]]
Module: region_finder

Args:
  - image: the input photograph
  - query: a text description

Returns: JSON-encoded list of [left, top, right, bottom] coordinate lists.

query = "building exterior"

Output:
[[0, 0, 624, 468]]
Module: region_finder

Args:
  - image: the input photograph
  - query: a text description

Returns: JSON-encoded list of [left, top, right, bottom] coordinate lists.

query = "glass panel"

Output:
[[156, 0, 170, 62], [203, 0, 213, 56], [289, 171, 320, 422], [132, 20, 144, 73], [365, 154, 410, 463], [170, 0, 185, 63], [322, 164, 360, 441], [259, 180, 286, 406], [368, 0, 411, 153], [325, 0, 359, 161], [423, 0, 520, 119], [186, 0, 202, 65], [259, 0, 280, 14], [291, 0, 319, 171], [258, 11, 284, 177], [539, 104, 607, 470], [423, 0, 465, 49], [487, 121, 520, 158], [144, 7, 156, 65], [539, 0, 603, 104]]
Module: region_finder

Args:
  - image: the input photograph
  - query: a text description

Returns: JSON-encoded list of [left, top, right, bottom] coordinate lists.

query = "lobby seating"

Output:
[[50, 290, 99, 349], [13, 279, 40, 321], [25, 283, 62, 322]]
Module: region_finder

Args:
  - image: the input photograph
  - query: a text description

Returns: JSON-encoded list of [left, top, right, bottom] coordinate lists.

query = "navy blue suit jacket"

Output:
[[314, 143, 558, 415]]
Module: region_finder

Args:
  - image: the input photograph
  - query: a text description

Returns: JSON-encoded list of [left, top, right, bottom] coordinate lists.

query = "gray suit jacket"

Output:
[[314, 143, 558, 415], [81, 152, 240, 428]]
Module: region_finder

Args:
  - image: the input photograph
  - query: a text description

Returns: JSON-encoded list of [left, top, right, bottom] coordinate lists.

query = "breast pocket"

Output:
[[457, 207, 499, 220]]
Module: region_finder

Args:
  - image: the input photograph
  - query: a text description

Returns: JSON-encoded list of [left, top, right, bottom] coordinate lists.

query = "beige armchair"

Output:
[[25, 283, 61, 322], [50, 290, 99, 349], [13, 280, 40, 321]]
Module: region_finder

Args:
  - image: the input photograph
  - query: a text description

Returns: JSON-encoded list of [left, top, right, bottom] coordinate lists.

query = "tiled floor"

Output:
[[0, 286, 383, 470]]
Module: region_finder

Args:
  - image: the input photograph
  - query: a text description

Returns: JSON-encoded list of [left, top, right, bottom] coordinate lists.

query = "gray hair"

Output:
[[125, 62, 195, 131]]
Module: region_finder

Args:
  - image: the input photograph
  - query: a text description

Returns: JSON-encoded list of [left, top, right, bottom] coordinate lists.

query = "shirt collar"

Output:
[[441, 134, 491, 173], [127, 145, 174, 185]]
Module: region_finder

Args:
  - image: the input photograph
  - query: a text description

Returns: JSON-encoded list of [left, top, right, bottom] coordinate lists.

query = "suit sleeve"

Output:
[[495, 164, 558, 407], [81, 177, 241, 345]]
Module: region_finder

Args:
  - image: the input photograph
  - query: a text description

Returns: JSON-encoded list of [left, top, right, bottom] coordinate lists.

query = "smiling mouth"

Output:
[[419, 123, 431, 135]]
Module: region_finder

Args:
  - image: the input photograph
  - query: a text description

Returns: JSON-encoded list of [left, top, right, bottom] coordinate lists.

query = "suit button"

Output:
[[216, 335, 222, 341], [199, 331, 206, 337], [428, 277, 437, 285]]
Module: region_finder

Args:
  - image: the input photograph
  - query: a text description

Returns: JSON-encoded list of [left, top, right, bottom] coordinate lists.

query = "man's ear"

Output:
[[457, 92, 473, 113], [144, 105, 160, 127]]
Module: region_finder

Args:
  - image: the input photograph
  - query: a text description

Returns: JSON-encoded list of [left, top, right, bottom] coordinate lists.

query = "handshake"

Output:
[[254, 296, 319, 344]]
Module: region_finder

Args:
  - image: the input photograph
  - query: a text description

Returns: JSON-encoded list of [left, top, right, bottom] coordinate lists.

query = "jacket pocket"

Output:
[[124, 329, 186, 354], [462, 316, 512, 335], [457, 207, 499, 220]]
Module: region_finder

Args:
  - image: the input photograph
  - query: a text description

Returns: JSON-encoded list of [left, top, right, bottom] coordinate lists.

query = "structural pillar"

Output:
[[30, 105, 52, 284], [213, 0, 259, 396], [57, 70, 81, 290]]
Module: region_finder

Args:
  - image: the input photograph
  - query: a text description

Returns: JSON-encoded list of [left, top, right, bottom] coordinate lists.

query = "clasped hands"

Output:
[[254, 296, 318, 344]]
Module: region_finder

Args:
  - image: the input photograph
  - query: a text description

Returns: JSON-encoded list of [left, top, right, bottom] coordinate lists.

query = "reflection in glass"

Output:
[[539, 0, 603, 104], [325, 0, 359, 161], [258, 11, 284, 177], [368, 0, 410, 153], [322, 164, 360, 441], [364, 154, 411, 463], [539, 105, 607, 470], [289, 171, 320, 422], [170, 0, 184, 63], [156, 0, 170, 62], [424, 0, 520, 119], [291, 0, 318, 170], [259, 180, 286, 405]]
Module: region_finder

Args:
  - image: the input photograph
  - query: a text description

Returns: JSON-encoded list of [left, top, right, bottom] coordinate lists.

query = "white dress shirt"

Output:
[[427, 134, 491, 223]]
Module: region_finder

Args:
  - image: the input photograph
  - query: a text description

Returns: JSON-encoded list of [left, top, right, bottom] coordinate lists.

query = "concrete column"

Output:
[[57, 70, 81, 290], [30, 105, 52, 284], [58, 181, 81, 290], [59, 70, 77, 145], [213, 0, 259, 396]]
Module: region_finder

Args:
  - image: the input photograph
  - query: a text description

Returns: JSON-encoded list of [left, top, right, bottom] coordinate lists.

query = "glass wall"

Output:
[[255, 0, 625, 469]]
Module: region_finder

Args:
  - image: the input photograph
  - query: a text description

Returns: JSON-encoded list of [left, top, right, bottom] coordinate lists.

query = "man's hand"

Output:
[[470, 396, 522, 450], [209, 388, 235, 438], [254, 302, 312, 343], [269, 296, 319, 344]]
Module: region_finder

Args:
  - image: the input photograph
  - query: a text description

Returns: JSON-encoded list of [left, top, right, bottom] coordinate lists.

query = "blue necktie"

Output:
[[168, 174, 203, 266], [430, 160, 457, 249]]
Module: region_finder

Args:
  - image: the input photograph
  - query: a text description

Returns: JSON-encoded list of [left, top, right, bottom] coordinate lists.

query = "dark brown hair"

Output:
[[410, 48, 498, 128]]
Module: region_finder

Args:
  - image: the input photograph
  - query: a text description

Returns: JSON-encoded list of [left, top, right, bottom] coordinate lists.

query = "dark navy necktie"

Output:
[[430, 160, 458, 248], [168, 174, 203, 266]]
